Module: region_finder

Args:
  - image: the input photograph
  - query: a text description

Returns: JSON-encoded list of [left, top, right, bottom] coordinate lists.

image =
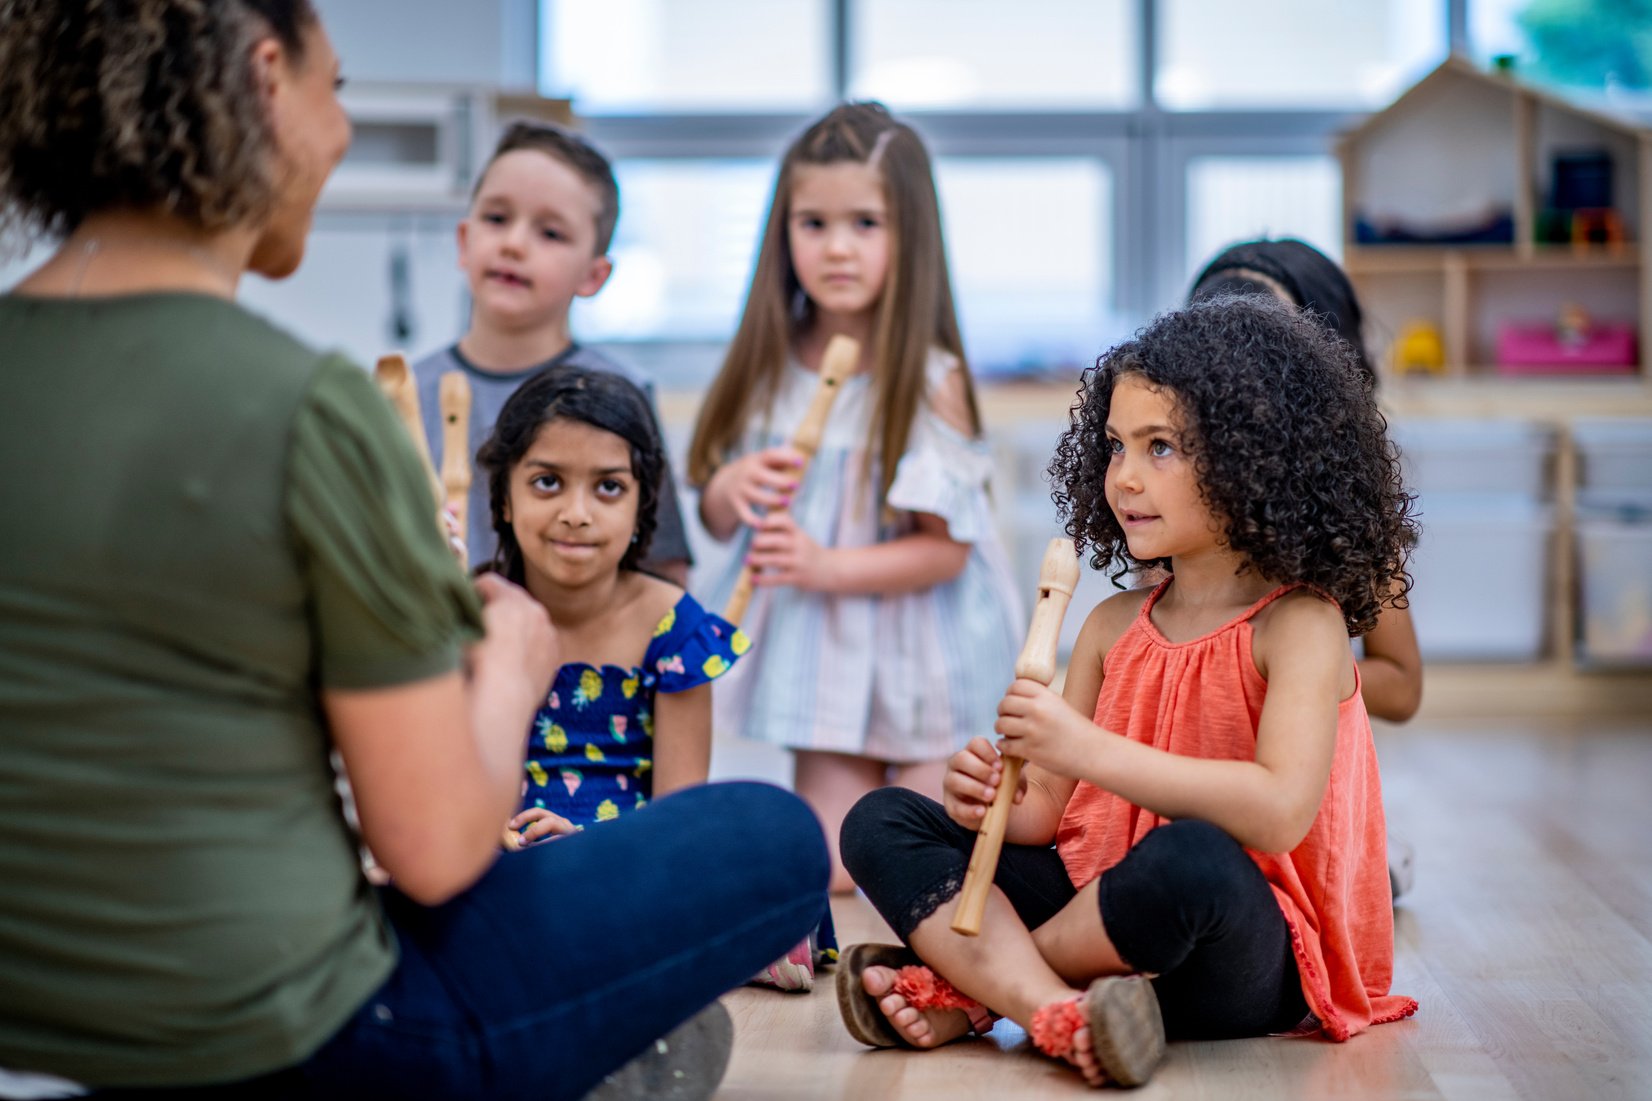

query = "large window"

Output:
[[573, 160, 775, 342], [936, 158, 1117, 376], [1184, 156, 1342, 292], [850, 0, 1137, 110], [540, 0, 830, 112], [1157, 0, 1446, 109]]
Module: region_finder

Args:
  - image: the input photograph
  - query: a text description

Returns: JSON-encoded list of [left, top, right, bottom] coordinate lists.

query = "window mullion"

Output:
[[1447, 0, 1469, 55], [1138, 0, 1157, 110], [831, 0, 850, 102]]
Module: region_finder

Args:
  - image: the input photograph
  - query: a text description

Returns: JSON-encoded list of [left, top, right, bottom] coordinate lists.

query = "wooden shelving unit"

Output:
[[1334, 57, 1651, 697], [1338, 57, 1647, 391]]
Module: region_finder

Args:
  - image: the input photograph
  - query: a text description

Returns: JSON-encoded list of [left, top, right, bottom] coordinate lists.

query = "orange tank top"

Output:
[[1055, 580, 1417, 1041]]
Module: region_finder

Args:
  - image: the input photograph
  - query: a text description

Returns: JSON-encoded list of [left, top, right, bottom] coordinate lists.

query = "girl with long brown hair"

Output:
[[689, 102, 1022, 906]]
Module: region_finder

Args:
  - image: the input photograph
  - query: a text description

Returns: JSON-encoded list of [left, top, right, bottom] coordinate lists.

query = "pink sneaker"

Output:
[[749, 936, 815, 992]]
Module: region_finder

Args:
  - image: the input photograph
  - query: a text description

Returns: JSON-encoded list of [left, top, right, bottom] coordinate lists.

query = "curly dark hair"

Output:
[[476, 366, 664, 583], [0, 0, 315, 243], [1050, 295, 1416, 636]]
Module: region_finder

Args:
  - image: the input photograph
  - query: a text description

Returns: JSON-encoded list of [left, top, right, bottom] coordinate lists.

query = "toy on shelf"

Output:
[[1390, 320, 1446, 376], [1354, 206, 1514, 246], [1570, 207, 1627, 251], [1557, 302, 1591, 349], [1536, 150, 1629, 252], [1496, 302, 1638, 376]]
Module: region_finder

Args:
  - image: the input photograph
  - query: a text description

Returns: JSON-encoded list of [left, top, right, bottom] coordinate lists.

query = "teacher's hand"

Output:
[[471, 572, 558, 711]]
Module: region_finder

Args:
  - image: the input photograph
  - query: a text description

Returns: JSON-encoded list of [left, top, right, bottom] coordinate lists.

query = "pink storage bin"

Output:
[[1495, 322, 1638, 375]]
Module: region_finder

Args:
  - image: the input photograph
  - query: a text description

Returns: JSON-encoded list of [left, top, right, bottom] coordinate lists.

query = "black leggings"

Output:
[[840, 787, 1308, 1041]]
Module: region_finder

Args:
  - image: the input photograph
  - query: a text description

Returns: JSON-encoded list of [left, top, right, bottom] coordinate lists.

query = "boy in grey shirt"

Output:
[[412, 120, 690, 581]]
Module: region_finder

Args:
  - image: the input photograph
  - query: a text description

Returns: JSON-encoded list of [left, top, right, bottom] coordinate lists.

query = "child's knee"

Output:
[[1118, 820, 1257, 904], [838, 786, 931, 878], [839, 786, 904, 873], [1148, 818, 1238, 856], [715, 781, 830, 889]]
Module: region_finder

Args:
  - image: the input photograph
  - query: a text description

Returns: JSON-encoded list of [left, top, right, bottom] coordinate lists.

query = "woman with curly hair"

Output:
[[0, 2, 825, 1098], [835, 295, 1418, 1088]]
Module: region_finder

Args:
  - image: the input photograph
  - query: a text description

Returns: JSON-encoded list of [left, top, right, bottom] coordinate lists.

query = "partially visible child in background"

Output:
[[687, 102, 1023, 901], [1188, 237, 1422, 899], [476, 366, 743, 841], [414, 120, 692, 584], [836, 297, 1419, 1089]]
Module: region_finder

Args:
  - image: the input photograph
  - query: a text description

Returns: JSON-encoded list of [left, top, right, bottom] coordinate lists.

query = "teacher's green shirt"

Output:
[[0, 293, 482, 1087]]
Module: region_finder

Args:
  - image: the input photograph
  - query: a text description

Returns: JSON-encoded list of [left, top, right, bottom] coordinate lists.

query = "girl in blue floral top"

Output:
[[476, 366, 748, 842]]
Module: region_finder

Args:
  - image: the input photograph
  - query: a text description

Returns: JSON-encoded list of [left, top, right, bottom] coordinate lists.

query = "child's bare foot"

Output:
[[861, 964, 973, 1048]]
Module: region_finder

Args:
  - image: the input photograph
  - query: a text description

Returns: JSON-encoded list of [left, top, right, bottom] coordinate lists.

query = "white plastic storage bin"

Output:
[[1572, 417, 1652, 503], [1406, 494, 1553, 661], [1387, 418, 1555, 498], [1575, 499, 1652, 667]]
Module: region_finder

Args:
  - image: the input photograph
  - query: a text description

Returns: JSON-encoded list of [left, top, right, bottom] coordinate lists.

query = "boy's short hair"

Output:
[[474, 119, 620, 255]]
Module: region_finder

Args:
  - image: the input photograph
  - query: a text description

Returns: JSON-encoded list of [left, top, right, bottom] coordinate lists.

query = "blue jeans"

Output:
[[304, 781, 829, 1100], [80, 780, 810, 1101]]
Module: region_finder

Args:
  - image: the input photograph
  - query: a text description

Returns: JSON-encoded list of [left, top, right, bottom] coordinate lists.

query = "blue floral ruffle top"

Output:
[[519, 592, 747, 827]]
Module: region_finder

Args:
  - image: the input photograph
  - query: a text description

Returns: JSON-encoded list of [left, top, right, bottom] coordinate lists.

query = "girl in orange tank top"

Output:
[[835, 295, 1419, 1088]]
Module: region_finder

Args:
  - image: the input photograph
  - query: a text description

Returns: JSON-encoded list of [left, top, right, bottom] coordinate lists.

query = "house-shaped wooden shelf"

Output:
[[1338, 55, 1649, 402]]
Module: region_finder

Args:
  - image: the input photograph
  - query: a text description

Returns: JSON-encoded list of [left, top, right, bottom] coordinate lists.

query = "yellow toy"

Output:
[[1391, 320, 1446, 376]]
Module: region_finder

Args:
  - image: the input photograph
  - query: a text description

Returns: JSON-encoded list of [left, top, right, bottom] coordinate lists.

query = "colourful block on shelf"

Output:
[[1495, 322, 1638, 375]]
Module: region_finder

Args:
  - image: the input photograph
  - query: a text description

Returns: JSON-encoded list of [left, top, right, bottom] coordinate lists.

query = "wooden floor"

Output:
[[709, 719, 1652, 1099]]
